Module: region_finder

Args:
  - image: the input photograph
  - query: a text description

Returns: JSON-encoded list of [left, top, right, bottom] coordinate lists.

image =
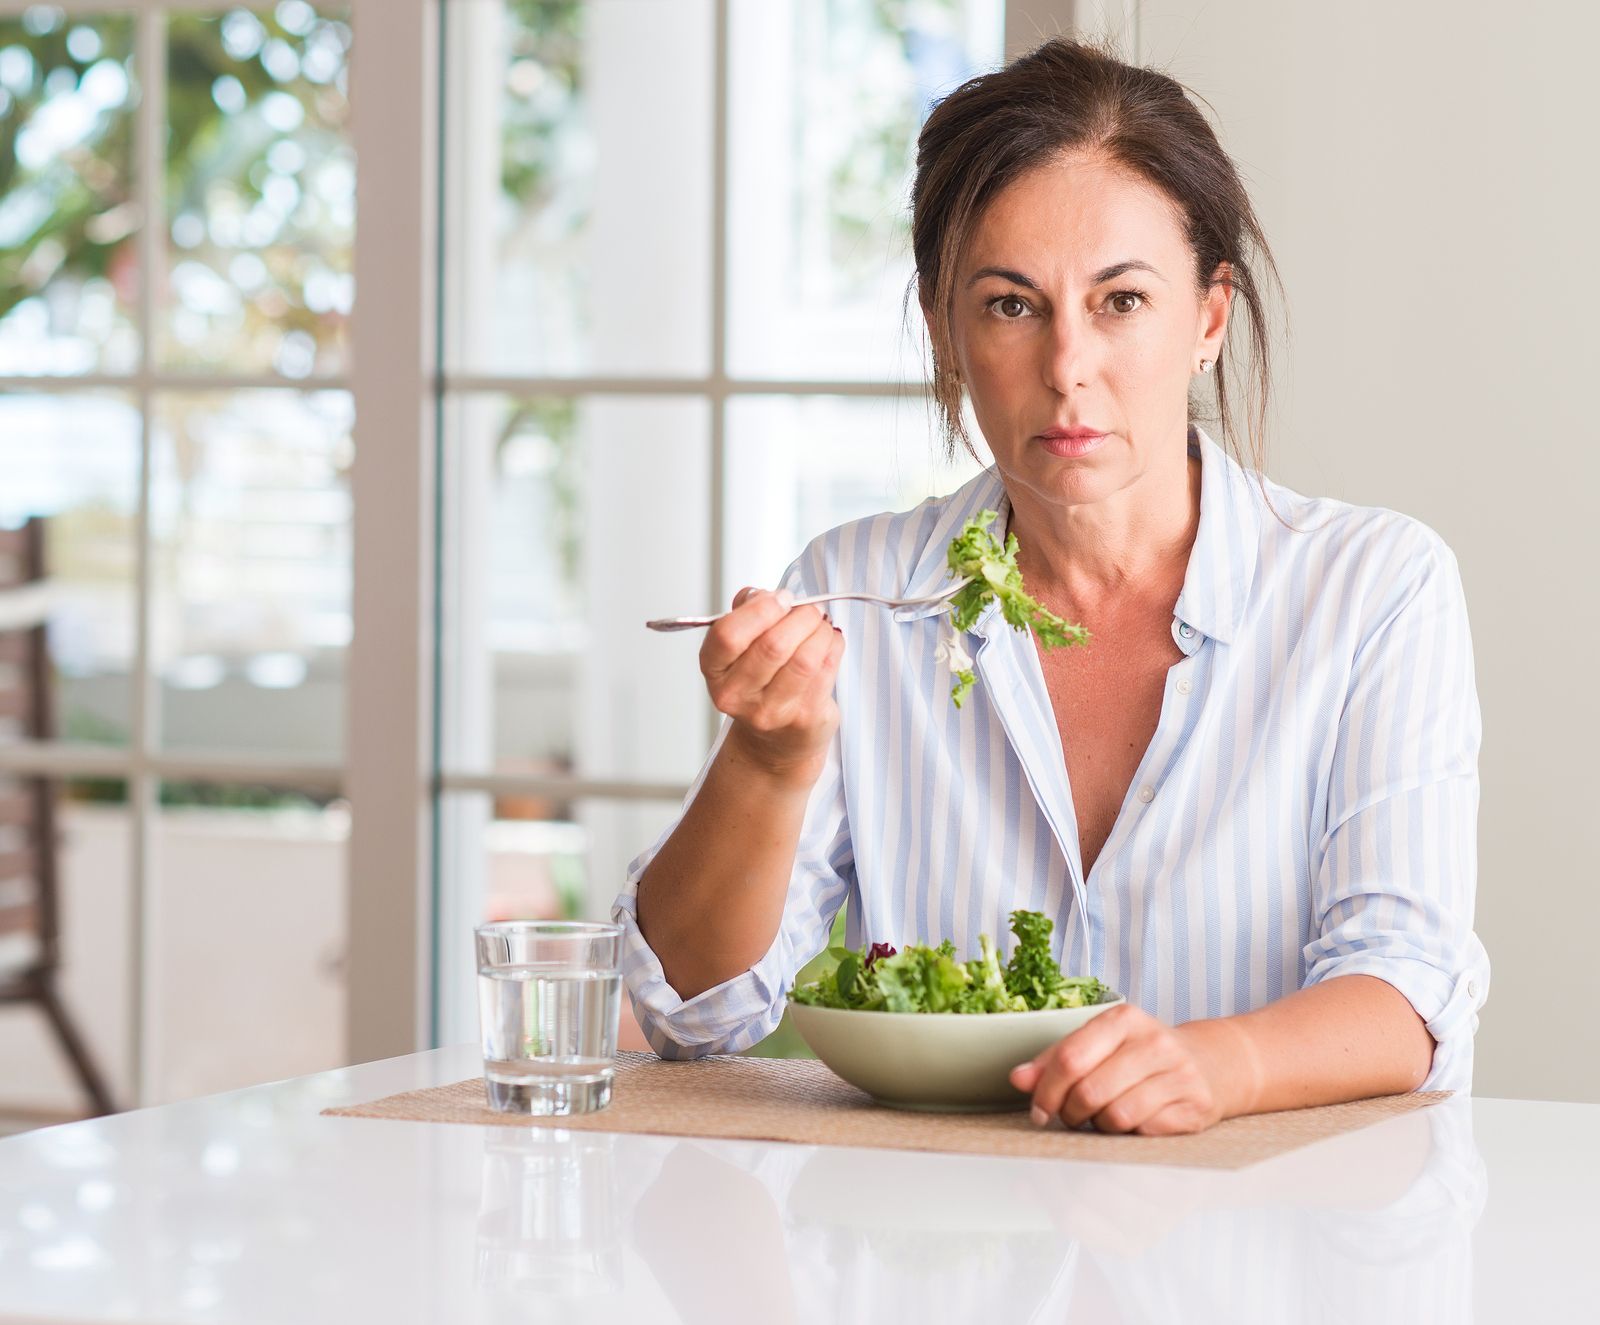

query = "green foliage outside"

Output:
[[1, 7, 352, 370]]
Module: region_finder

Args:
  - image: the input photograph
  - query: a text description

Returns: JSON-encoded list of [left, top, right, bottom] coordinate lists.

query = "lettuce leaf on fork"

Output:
[[941, 510, 1089, 706]]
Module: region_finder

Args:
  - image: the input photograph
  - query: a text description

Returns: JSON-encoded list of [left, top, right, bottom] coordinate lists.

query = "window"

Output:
[[0, 1, 355, 1108]]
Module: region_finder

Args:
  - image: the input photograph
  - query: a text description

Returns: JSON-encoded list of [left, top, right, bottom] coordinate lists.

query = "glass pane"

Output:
[[150, 390, 352, 757], [149, 781, 347, 1103], [441, 0, 712, 377], [0, 392, 139, 747], [435, 789, 681, 1050], [162, 8, 353, 376], [0, 12, 139, 374], [724, 393, 989, 595], [726, 0, 1005, 381], [0, 778, 134, 1121], [440, 393, 712, 784]]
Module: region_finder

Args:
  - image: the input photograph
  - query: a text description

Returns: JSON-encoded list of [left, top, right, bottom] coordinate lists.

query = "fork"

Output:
[[645, 576, 974, 632]]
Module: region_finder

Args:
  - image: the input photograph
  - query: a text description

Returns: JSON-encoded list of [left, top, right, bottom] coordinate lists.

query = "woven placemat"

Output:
[[323, 1052, 1451, 1170]]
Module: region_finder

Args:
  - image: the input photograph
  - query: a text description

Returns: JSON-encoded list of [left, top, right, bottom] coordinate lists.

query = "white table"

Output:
[[1, 1046, 1595, 1324]]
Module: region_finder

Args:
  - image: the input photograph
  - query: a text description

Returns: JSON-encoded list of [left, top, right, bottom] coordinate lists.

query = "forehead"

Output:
[[965, 151, 1188, 273]]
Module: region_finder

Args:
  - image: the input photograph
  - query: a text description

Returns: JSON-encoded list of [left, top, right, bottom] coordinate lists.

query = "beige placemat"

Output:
[[324, 1052, 1451, 1171]]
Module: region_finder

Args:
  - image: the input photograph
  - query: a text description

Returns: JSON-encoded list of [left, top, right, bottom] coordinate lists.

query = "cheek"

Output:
[[961, 357, 1030, 437], [961, 336, 1031, 399]]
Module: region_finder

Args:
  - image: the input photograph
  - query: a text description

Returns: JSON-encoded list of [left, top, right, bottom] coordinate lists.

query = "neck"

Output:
[[1004, 437, 1201, 613]]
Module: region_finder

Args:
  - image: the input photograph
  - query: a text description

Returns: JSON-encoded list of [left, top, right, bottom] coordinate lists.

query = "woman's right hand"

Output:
[[699, 587, 845, 785]]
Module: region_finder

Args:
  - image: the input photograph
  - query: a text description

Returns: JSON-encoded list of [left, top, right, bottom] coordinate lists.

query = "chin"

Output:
[[1047, 478, 1113, 511], [1016, 465, 1112, 512]]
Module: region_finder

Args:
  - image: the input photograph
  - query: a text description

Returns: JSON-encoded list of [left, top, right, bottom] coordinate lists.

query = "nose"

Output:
[[1040, 309, 1094, 393]]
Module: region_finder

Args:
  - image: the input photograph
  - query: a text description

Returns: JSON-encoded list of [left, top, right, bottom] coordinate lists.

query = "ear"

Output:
[[1199, 260, 1232, 352]]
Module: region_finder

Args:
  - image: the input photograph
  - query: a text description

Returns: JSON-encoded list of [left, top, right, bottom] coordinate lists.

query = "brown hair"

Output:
[[909, 34, 1287, 481]]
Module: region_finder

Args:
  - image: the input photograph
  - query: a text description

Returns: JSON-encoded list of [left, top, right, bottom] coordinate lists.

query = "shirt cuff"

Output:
[[610, 888, 791, 1059]]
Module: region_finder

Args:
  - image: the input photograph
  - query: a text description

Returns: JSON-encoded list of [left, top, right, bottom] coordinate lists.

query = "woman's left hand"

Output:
[[1008, 1004, 1249, 1136]]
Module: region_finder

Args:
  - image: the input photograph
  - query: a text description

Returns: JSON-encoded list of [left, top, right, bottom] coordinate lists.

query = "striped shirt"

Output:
[[612, 423, 1489, 1094]]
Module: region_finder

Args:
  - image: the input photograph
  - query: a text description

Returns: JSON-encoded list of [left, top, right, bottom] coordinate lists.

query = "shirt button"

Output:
[[1178, 623, 1195, 639], [1176, 678, 1193, 695], [1466, 979, 1479, 998], [1137, 786, 1155, 804]]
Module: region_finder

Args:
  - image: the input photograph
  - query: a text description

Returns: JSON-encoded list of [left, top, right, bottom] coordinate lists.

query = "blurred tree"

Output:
[[501, 0, 582, 206], [0, 13, 135, 331], [0, 5, 353, 373]]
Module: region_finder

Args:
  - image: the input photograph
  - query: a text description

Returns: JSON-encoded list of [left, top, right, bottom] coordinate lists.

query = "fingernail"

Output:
[[1012, 1061, 1034, 1076], [1030, 1106, 1049, 1128], [775, 589, 794, 610]]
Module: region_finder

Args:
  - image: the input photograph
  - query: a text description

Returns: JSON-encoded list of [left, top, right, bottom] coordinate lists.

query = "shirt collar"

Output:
[[893, 422, 1263, 644], [1173, 422, 1262, 647]]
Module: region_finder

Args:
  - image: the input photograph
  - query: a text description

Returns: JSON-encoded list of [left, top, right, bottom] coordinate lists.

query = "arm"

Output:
[[1178, 972, 1434, 1119], [636, 581, 842, 1000], [616, 717, 854, 1058], [1012, 974, 1434, 1135], [1296, 527, 1489, 1095], [637, 723, 828, 1000], [613, 563, 854, 1057]]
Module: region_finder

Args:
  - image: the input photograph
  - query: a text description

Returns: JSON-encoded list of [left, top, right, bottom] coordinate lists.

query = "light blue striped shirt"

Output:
[[613, 423, 1489, 1094]]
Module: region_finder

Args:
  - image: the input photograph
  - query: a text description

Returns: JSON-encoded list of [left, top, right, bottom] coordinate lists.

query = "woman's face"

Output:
[[942, 150, 1230, 515]]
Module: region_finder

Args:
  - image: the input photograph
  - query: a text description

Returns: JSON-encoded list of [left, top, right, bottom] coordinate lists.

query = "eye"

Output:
[[1108, 289, 1148, 315], [986, 294, 1033, 320]]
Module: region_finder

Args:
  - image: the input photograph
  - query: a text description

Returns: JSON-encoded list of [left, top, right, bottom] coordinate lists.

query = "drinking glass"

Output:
[[475, 920, 624, 1115]]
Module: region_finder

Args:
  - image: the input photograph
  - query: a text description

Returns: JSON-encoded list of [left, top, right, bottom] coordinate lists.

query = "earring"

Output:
[[1198, 359, 1213, 374]]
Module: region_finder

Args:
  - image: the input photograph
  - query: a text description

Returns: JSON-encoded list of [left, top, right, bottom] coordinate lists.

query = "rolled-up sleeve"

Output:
[[609, 550, 854, 1059], [1302, 530, 1489, 1094]]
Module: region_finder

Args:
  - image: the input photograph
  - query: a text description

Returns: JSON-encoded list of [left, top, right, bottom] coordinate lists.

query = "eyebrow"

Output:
[[965, 259, 1165, 288]]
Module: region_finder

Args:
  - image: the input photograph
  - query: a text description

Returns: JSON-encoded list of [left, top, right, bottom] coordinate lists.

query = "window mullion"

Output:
[[123, 2, 167, 1110], [345, 0, 438, 1065], [706, 0, 731, 752]]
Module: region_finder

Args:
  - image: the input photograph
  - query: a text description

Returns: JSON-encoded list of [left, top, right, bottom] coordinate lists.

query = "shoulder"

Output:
[[1254, 471, 1466, 629], [778, 467, 1006, 597]]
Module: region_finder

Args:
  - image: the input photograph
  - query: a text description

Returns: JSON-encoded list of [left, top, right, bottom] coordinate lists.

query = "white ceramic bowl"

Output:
[[785, 993, 1125, 1112]]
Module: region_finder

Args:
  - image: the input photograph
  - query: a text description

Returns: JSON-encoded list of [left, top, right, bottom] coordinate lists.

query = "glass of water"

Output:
[[475, 920, 624, 1116]]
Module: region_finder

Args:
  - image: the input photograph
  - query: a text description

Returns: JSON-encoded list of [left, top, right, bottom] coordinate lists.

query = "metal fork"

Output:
[[645, 576, 973, 632]]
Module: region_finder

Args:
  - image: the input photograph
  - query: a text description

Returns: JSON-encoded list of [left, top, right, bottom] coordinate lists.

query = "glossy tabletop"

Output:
[[1, 1045, 1597, 1324]]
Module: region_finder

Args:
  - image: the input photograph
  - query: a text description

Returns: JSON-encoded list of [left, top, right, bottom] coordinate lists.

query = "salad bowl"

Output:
[[785, 993, 1124, 1112]]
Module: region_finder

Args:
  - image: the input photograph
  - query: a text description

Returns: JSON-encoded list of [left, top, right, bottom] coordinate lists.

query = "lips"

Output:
[[1035, 427, 1108, 458]]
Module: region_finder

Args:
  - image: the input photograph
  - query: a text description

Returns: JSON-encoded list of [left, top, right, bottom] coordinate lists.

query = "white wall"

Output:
[[1135, 1, 1598, 1101], [0, 805, 347, 1114]]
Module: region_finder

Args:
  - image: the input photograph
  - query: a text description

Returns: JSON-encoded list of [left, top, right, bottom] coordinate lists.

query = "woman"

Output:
[[613, 37, 1488, 1134]]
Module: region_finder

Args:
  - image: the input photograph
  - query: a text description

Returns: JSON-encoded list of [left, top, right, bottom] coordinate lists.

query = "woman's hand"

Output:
[[1008, 1004, 1257, 1136], [700, 587, 845, 786]]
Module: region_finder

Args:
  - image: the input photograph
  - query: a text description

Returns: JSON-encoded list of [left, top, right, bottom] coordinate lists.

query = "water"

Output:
[[478, 965, 622, 1115]]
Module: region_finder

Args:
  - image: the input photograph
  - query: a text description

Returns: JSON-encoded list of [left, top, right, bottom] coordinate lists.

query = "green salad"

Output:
[[789, 909, 1113, 1014], [941, 511, 1090, 706]]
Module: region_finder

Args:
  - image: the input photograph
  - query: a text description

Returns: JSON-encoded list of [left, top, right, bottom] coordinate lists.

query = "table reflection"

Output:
[[626, 1096, 1484, 1324], [474, 1126, 622, 1299]]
